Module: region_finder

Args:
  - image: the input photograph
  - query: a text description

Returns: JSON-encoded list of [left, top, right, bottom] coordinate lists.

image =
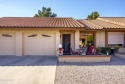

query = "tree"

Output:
[[34, 7, 57, 17], [87, 11, 99, 19]]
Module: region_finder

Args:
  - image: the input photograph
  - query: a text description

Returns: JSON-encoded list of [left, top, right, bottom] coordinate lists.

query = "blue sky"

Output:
[[0, 0, 125, 19]]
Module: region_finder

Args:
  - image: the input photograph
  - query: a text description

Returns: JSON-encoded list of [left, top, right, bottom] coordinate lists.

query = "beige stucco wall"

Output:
[[0, 29, 108, 56], [71, 32, 75, 51], [56, 31, 60, 56], [0, 28, 78, 56], [16, 32, 23, 56], [96, 31, 105, 47], [75, 30, 80, 49], [59, 56, 111, 62], [0, 29, 58, 56]]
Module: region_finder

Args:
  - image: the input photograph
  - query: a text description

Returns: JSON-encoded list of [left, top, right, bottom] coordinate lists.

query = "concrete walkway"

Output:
[[0, 56, 57, 84]]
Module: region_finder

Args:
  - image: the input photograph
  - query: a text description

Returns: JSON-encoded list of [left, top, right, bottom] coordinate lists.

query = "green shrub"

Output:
[[100, 47, 111, 55], [96, 47, 102, 54]]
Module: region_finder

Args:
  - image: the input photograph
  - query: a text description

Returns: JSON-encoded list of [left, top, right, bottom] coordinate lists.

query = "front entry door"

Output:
[[62, 34, 70, 54]]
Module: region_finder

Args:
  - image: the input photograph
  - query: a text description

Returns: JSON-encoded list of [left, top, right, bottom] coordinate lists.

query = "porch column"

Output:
[[16, 32, 23, 56], [56, 31, 60, 56], [75, 30, 79, 50], [105, 31, 108, 47], [93, 32, 96, 47]]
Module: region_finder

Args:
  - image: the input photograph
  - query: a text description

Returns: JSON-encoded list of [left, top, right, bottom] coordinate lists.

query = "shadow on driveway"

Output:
[[0, 56, 57, 66]]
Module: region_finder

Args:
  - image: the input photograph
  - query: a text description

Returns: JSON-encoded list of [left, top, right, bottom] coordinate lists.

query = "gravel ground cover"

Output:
[[55, 56, 125, 84]]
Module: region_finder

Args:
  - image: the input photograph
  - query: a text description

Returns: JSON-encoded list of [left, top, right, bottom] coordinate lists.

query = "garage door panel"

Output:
[[0, 33, 15, 55], [24, 33, 55, 56], [41, 34, 55, 55]]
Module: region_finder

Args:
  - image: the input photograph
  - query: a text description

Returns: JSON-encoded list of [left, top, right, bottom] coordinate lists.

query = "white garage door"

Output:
[[108, 32, 124, 44], [24, 33, 56, 56], [0, 33, 15, 55]]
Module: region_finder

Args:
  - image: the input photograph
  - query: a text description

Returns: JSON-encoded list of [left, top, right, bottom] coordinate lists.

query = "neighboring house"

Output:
[[0, 17, 125, 56]]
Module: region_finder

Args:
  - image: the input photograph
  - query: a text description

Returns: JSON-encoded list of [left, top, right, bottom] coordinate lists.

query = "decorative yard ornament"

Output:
[[58, 44, 63, 56], [106, 50, 109, 55]]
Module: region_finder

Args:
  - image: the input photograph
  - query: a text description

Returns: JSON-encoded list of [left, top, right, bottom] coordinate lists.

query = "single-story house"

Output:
[[0, 17, 125, 56]]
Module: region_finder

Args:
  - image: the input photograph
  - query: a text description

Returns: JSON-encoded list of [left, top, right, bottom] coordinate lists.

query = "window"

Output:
[[42, 34, 51, 37], [2, 34, 12, 37], [80, 32, 94, 47], [28, 34, 37, 37]]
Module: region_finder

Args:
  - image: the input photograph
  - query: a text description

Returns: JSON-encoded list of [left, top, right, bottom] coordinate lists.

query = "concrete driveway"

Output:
[[0, 56, 57, 84], [0, 56, 57, 66]]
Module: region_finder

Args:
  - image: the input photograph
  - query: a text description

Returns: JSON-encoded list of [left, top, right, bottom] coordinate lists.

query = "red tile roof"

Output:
[[1, 17, 125, 30], [0, 17, 84, 28], [79, 17, 125, 29], [98, 17, 125, 27]]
